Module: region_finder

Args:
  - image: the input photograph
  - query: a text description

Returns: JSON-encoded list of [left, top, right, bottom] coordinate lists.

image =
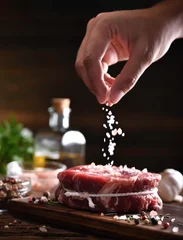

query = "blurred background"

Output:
[[0, 0, 182, 173]]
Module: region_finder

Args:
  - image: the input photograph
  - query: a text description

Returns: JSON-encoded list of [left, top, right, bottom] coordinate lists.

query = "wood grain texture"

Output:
[[8, 199, 183, 240], [0, 211, 110, 240]]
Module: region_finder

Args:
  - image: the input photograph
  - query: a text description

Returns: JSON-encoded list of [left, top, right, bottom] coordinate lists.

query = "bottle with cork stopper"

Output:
[[34, 98, 86, 168]]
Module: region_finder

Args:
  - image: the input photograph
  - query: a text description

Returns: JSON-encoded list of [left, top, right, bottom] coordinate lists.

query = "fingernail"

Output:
[[109, 90, 125, 104], [96, 94, 106, 104]]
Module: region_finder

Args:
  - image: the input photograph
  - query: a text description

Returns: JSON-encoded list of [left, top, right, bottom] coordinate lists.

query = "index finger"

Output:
[[83, 22, 111, 104]]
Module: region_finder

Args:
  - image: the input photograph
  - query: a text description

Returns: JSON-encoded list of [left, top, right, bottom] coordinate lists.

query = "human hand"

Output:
[[75, 0, 183, 105]]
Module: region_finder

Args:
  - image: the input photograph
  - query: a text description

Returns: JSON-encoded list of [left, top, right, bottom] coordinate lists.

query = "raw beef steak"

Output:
[[55, 163, 163, 213]]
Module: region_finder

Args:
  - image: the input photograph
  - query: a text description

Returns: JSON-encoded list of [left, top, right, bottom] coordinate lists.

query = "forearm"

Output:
[[152, 0, 183, 40]]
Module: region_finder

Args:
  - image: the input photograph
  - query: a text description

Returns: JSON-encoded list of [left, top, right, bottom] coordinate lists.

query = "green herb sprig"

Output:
[[0, 117, 34, 175]]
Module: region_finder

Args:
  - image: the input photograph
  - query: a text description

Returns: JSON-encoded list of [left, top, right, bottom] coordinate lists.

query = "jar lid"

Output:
[[52, 98, 71, 113]]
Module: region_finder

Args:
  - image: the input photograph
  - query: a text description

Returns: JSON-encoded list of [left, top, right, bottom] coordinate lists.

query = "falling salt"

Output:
[[112, 129, 118, 136], [106, 132, 110, 138], [117, 128, 122, 135], [102, 104, 126, 162]]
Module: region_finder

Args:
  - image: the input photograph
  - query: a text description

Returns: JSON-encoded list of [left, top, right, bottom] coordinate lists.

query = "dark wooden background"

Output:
[[0, 1, 182, 173]]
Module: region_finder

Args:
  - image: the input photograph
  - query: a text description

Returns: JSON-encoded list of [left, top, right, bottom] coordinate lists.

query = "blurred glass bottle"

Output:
[[34, 98, 86, 168]]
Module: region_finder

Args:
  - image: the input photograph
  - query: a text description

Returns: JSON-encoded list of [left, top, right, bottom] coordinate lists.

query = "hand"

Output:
[[75, 0, 183, 105]]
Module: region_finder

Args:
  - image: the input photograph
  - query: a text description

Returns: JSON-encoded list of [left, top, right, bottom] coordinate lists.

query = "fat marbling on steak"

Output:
[[55, 163, 163, 213]]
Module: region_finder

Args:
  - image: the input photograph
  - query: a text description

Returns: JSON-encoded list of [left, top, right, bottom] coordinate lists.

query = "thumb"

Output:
[[109, 49, 151, 104]]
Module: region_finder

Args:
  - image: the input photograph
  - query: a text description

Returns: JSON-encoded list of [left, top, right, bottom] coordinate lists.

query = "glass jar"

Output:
[[34, 98, 86, 168], [20, 161, 67, 193]]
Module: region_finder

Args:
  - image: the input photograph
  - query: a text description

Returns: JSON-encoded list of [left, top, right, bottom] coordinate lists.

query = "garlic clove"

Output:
[[158, 168, 183, 203]]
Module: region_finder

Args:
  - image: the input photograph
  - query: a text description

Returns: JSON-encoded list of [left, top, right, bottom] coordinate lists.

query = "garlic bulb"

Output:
[[158, 168, 183, 203]]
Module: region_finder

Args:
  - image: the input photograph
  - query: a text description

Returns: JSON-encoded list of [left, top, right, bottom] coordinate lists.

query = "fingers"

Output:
[[109, 48, 150, 104], [82, 25, 111, 104], [76, 17, 112, 104]]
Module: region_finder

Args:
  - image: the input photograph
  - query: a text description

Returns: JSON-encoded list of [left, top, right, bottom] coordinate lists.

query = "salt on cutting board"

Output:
[[8, 197, 183, 240]]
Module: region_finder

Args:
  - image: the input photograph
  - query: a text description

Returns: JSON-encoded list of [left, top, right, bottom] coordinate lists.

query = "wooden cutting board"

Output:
[[8, 198, 183, 240]]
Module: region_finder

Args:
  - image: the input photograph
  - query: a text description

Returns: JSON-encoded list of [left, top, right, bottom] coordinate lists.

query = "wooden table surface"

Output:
[[0, 211, 111, 240]]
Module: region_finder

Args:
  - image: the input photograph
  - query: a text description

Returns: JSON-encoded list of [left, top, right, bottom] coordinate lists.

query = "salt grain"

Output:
[[106, 132, 111, 138], [172, 226, 179, 233], [122, 133, 125, 137], [117, 128, 122, 135], [103, 153, 106, 157], [112, 129, 118, 136], [39, 226, 48, 232]]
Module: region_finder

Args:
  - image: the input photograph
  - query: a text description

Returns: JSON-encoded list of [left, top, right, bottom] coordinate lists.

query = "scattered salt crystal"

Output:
[[107, 157, 110, 160], [108, 111, 112, 115], [105, 109, 108, 112], [104, 138, 106, 142], [122, 133, 125, 137], [102, 148, 104, 152], [117, 128, 122, 135], [118, 215, 127, 220], [124, 165, 128, 170], [172, 226, 179, 233], [150, 210, 158, 217], [39, 226, 48, 232], [103, 153, 106, 157], [106, 132, 110, 138], [102, 107, 105, 110], [103, 124, 107, 128], [115, 121, 118, 124], [106, 103, 109, 106]]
